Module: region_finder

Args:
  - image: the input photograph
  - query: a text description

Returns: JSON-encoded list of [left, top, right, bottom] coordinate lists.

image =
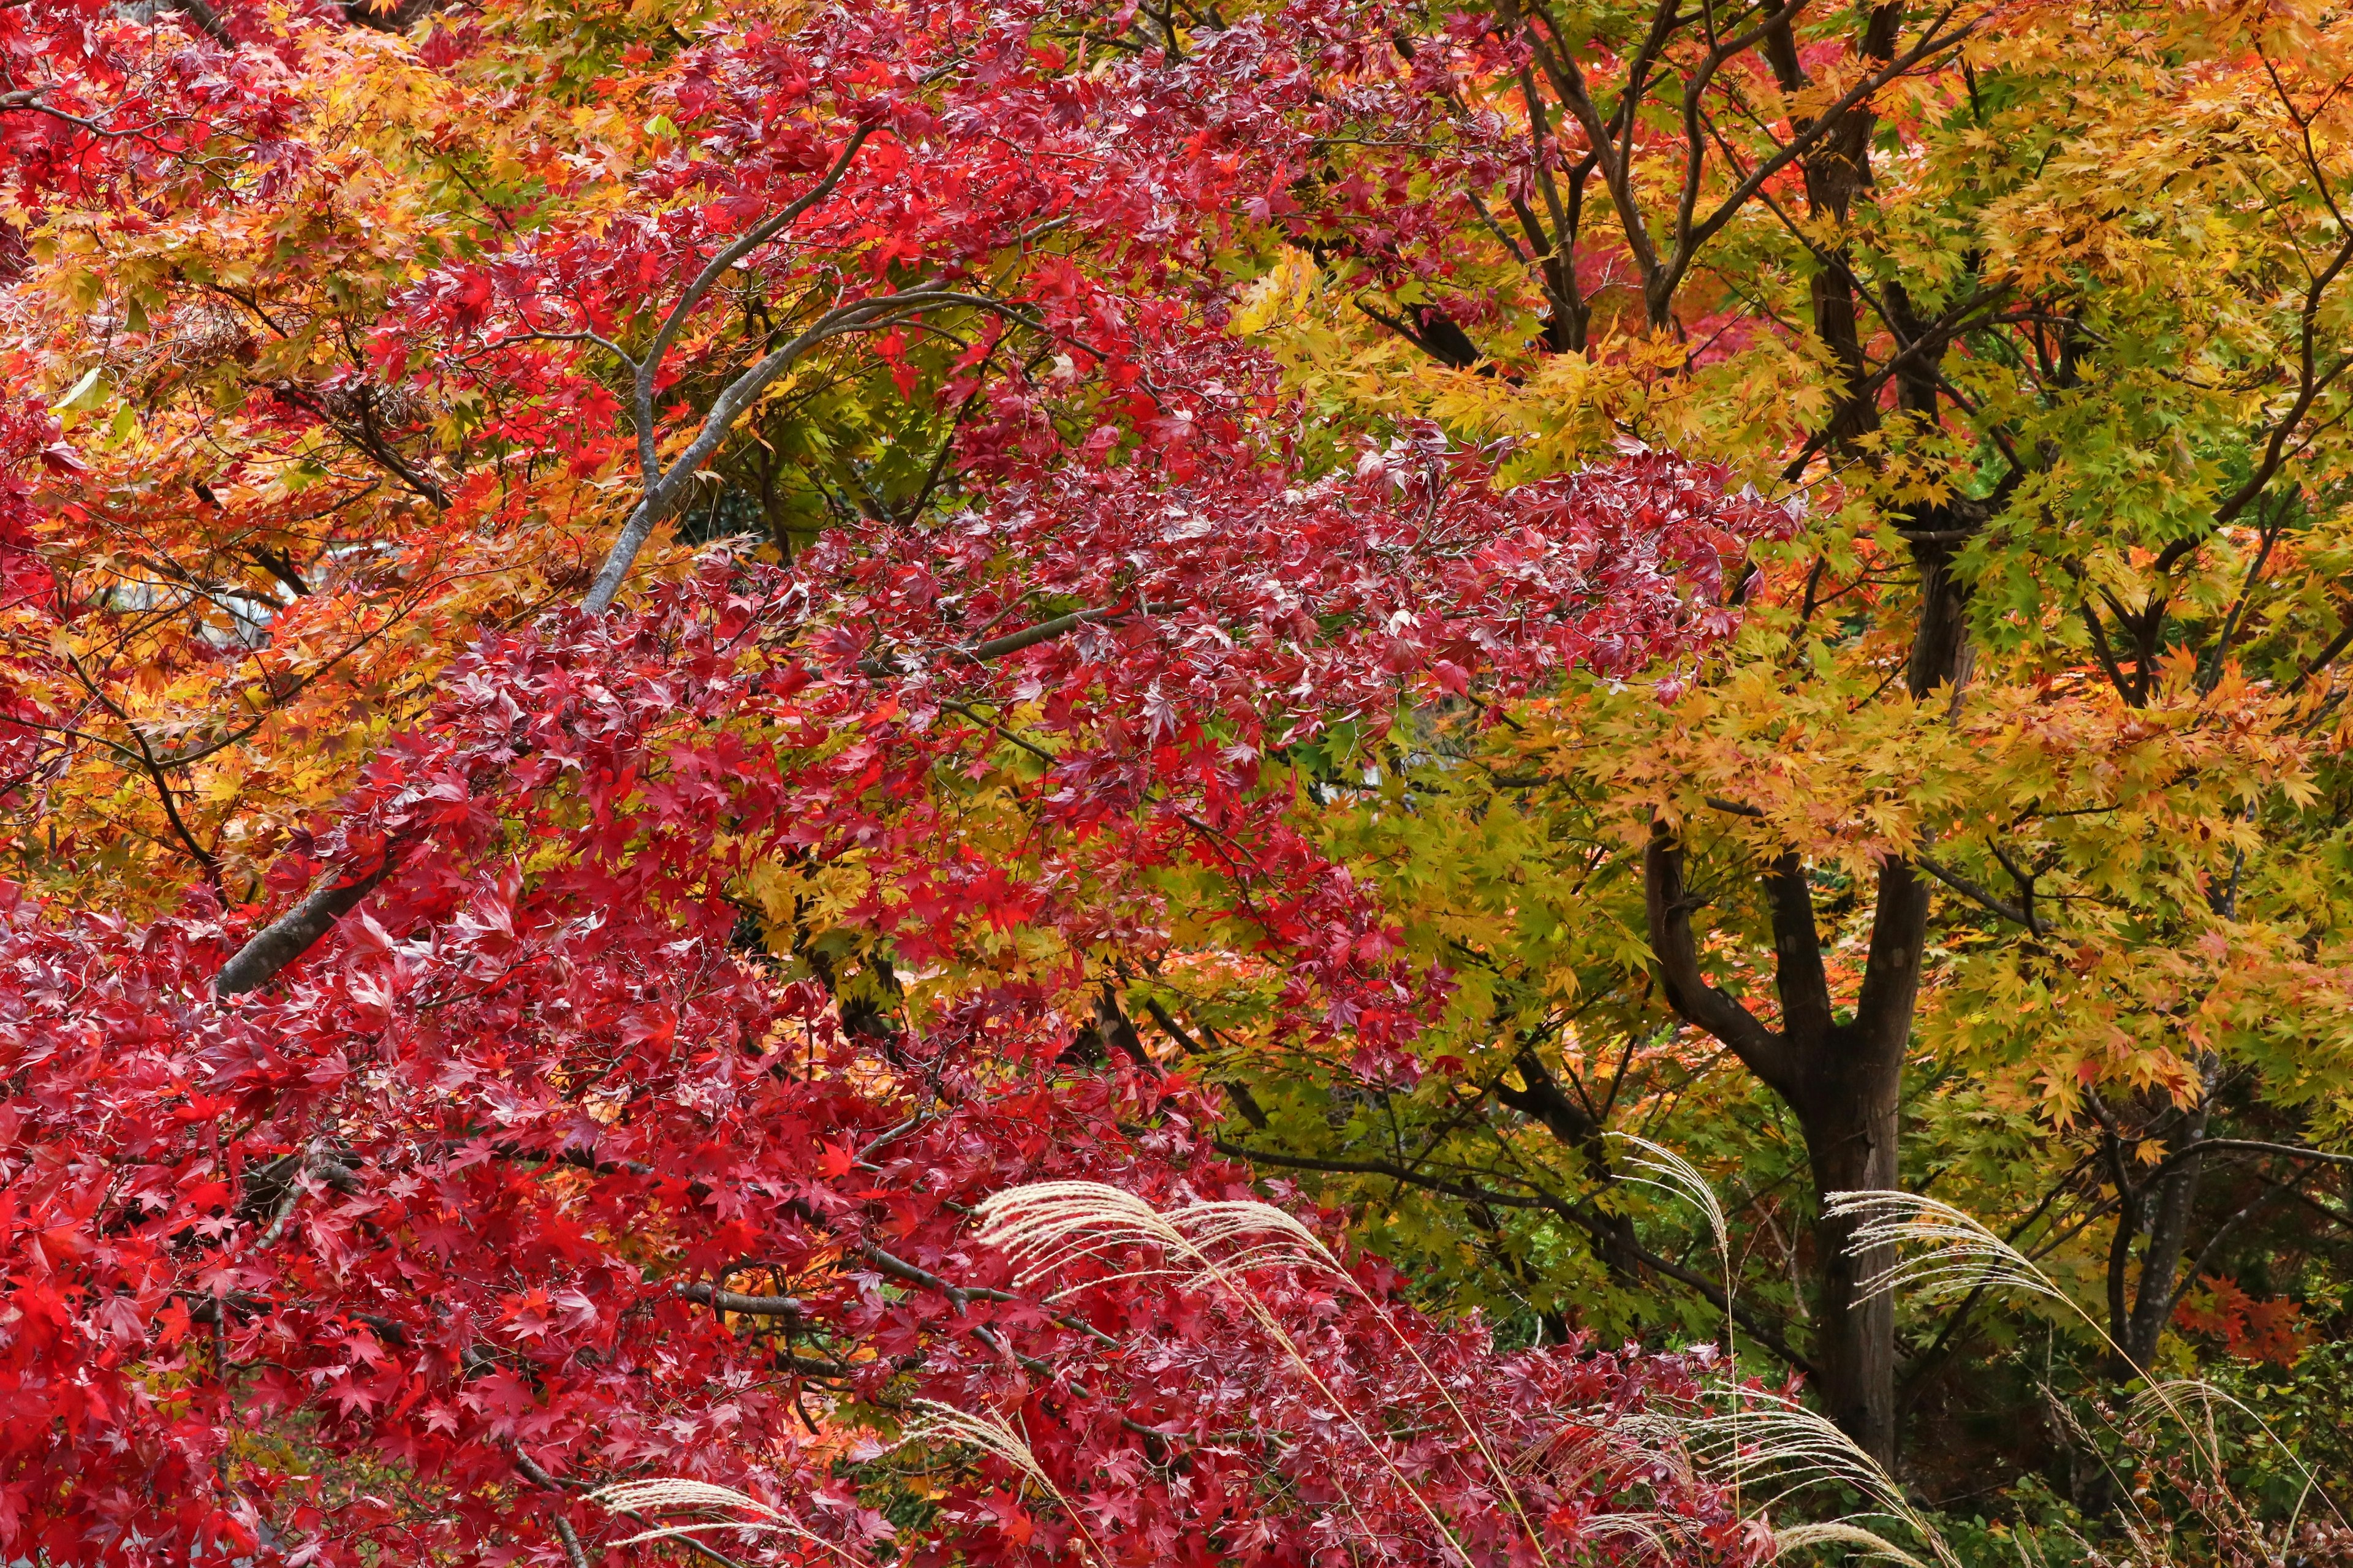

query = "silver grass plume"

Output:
[[1770, 1521, 1930, 1567], [900, 1398, 1113, 1567], [974, 1176, 1537, 1539], [588, 1479, 871, 1567], [1827, 1191, 2352, 1541], [1679, 1393, 1920, 1516], [2126, 1380, 2346, 1534], [1819, 1191, 2067, 1309], [1679, 1393, 1960, 1568], [975, 1180, 1341, 1294], [976, 1181, 1514, 1568], [1607, 1132, 1728, 1259], [1583, 1162, 1958, 1568], [1607, 1133, 1745, 1515]]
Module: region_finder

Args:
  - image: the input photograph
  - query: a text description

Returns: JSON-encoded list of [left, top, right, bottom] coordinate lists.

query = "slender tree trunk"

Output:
[[1644, 532, 1968, 1469], [2110, 1064, 2218, 1371], [1787, 855, 1929, 1464], [2123, 1134, 2205, 1366], [1794, 1040, 1903, 1460]]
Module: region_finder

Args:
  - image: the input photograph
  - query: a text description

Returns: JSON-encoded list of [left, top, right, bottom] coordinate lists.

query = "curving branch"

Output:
[[674, 1282, 806, 1318], [213, 281, 1032, 995], [1914, 850, 2045, 936], [214, 862, 394, 995], [582, 287, 1033, 613], [630, 123, 880, 481], [511, 1451, 594, 1568], [1641, 819, 1797, 1095], [1211, 1134, 1818, 1376]]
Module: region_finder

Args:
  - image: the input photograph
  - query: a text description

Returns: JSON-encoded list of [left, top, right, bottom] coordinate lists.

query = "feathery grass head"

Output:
[[973, 1180, 1339, 1295], [1770, 1520, 1930, 1567], [1821, 1190, 2067, 1308], [1517, 1415, 1685, 1491], [2127, 1376, 2259, 1434], [972, 1182, 1511, 1568], [1577, 1510, 1680, 1557], [900, 1399, 1057, 1494], [1607, 1132, 1728, 1255], [1673, 1390, 1962, 1568], [590, 1478, 782, 1520], [901, 1398, 1110, 1567], [2127, 1379, 2348, 1532], [1678, 1391, 1909, 1518], [586, 1477, 873, 1563]]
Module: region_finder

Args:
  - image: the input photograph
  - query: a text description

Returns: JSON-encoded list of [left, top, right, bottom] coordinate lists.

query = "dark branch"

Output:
[[213, 861, 394, 996], [1642, 820, 1797, 1094], [1213, 1135, 1817, 1376]]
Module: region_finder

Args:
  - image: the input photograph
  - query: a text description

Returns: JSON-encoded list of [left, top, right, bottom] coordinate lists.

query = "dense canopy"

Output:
[[4, 0, 2352, 1564]]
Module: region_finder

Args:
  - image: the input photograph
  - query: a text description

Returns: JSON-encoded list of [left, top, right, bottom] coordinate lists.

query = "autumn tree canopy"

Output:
[[4, 0, 2352, 1564]]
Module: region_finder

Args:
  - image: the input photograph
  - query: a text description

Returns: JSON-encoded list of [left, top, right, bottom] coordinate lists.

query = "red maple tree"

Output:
[[0, 0, 1792, 1561]]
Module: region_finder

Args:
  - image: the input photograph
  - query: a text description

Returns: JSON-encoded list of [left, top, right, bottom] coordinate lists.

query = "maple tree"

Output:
[[1143, 0, 2353, 1509], [0, 569, 1776, 1567], [0, 0, 1800, 1562], [12, 0, 2353, 1555]]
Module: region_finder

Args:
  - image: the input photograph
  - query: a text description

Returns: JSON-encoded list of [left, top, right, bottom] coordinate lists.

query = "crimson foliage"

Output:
[[0, 0, 1790, 1562], [0, 466, 1775, 1560]]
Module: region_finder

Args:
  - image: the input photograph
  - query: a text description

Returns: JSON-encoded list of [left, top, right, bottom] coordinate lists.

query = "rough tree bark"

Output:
[[1644, 532, 1969, 1467], [1632, 0, 1977, 1468]]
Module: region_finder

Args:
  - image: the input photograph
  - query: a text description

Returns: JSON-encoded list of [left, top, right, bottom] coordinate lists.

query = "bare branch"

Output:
[[633, 124, 881, 480], [1642, 820, 1798, 1094], [584, 289, 1033, 613], [214, 862, 393, 996], [1915, 850, 2045, 936], [1211, 1135, 1819, 1374]]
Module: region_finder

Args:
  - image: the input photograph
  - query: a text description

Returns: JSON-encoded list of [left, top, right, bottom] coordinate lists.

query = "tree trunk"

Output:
[[1643, 536, 1968, 1469], [2123, 1133, 2205, 1366], [1796, 1056, 1901, 1460], [2105, 1066, 2218, 1373], [1779, 846, 1927, 1471]]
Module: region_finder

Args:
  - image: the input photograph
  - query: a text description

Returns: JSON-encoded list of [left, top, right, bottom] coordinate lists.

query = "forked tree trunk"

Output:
[[1792, 1010, 1908, 1460], [1644, 536, 1968, 1468]]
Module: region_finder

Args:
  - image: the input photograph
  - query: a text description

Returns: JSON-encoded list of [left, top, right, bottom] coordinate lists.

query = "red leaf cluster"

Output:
[[0, 1, 1794, 1561], [2173, 1276, 2310, 1367], [0, 568, 1772, 1566]]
